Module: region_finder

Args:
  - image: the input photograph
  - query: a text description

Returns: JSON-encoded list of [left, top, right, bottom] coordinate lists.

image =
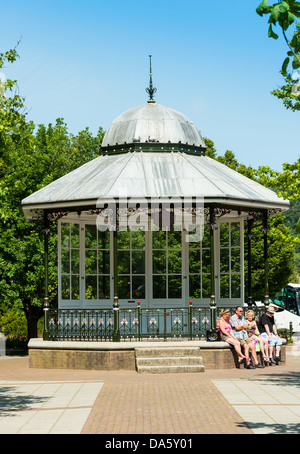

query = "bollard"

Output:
[[210, 295, 216, 330], [264, 295, 269, 307], [189, 300, 193, 340], [43, 297, 50, 341], [137, 301, 141, 340], [112, 296, 120, 342]]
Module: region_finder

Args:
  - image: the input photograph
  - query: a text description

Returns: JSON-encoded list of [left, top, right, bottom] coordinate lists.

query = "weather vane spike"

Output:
[[146, 54, 157, 103]]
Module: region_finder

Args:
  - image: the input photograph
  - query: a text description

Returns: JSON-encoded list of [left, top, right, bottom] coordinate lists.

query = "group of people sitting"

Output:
[[216, 305, 283, 368]]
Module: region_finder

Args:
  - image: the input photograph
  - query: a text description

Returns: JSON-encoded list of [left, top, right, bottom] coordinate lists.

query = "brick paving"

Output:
[[0, 353, 299, 434], [80, 370, 252, 434]]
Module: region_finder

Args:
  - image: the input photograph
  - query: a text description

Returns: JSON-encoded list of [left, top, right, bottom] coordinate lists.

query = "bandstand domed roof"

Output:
[[21, 56, 290, 219], [101, 102, 206, 150]]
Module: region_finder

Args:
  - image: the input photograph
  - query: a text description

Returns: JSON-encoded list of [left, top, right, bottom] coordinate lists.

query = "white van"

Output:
[[270, 283, 300, 332]]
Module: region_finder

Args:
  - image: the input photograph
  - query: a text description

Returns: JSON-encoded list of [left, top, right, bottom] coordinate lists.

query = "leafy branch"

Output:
[[256, 1, 300, 74]]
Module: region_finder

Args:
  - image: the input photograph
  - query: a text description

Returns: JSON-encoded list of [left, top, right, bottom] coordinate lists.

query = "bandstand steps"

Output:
[[135, 347, 205, 374]]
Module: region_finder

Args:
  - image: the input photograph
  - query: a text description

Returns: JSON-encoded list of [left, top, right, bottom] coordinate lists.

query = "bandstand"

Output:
[[22, 59, 289, 370]]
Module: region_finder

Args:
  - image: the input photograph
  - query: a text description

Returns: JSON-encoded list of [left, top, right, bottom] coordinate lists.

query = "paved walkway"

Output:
[[0, 349, 299, 434]]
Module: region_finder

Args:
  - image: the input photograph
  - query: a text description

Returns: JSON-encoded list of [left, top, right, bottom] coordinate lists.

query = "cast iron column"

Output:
[[43, 211, 50, 340], [209, 206, 216, 329], [112, 202, 120, 341], [247, 218, 253, 305], [263, 210, 269, 305]]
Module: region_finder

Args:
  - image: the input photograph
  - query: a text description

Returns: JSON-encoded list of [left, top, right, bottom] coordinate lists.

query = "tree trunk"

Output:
[[24, 306, 44, 340]]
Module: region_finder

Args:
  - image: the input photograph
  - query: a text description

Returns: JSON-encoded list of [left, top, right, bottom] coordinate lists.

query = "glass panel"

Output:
[[202, 249, 211, 274], [168, 275, 182, 298], [61, 249, 70, 274], [117, 230, 130, 249], [153, 275, 166, 299], [189, 274, 201, 298], [231, 248, 241, 272], [98, 250, 110, 274], [117, 276, 130, 299], [168, 230, 181, 249], [71, 224, 79, 248], [71, 275, 80, 300], [132, 251, 145, 274], [231, 274, 241, 298], [189, 249, 200, 273], [153, 250, 166, 274], [188, 227, 201, 248], [220, 275, 229, 298], [85, 250, 97, 274], [131, 229, 145, 249], [85, 275, 97, 299], [61, 223, 70, 248], [71, 249, 79, 274], [117, 250, 130, 274], [152, 230, 166, 249], [85, 224, 97, 249], [231, 222, 240, 247], [132, 276, 145, 299], [220, 249, 229, 273], [202, 275, 211, 298], [98, 276, 110, 299], [219, 223, 229, 247], [168, 250, 182, 274], [61, 275, 70, 300]]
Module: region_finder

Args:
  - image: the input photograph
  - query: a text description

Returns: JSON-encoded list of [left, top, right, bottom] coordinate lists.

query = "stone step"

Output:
[[135, 346, 205, 373], [136, 364, 205, 374], [135, 347, 201, 357], [136, 356, 203, 366]]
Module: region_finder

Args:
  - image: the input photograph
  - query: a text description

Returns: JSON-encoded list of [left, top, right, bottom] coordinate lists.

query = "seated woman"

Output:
[[245, 309, 266, 368], [216, 309, 246, 363]]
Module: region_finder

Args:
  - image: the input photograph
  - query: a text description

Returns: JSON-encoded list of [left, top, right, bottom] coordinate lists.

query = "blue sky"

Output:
[[1, 0, 299, 171]]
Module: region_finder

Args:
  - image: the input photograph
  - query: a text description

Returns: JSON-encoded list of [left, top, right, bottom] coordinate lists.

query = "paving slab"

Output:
[[212, 376, 300, 434], [0, 380, 104, 434]]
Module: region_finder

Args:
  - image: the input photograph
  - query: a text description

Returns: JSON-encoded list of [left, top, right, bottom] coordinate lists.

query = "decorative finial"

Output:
[[145, 55, 157, 103]]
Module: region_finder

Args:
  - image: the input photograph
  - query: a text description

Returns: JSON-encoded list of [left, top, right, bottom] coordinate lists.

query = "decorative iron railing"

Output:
[[44, 301, 266, 342], [46, 304, 212, 341]]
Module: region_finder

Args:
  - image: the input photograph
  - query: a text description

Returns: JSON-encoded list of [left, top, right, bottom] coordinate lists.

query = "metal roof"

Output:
[[101, 103, 206, 149], [21, 151, 289, 218]]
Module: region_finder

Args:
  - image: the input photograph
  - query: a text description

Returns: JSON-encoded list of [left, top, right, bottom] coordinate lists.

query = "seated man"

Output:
[[258, 305, 283, 365], [230, 306, 255, 369]]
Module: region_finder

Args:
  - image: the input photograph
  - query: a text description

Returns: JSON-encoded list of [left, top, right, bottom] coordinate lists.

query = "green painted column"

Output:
[[263, 210, 269, 305], [209, 206, 216, 329], [112, 202, 120, 342], [43, 211, 50, 341], [247, 219, 253, 304], [113, 229, 118, 297]]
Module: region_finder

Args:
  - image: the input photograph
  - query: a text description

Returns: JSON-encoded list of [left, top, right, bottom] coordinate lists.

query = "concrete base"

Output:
[[28, 338, 286, 371]]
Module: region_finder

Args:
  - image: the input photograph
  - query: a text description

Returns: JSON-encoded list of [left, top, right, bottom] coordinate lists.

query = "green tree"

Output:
[[0, 46, 105, 338], [245, 214, 298, 300], [256, 1, 300, 70], [204, 138, 300, 290], [256, 1, 300, 108], [0, 119, 104, 338]]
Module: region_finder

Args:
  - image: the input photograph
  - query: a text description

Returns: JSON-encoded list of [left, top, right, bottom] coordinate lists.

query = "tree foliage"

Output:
[[0, 45, 104, 338], [256, 0, 300, 69], [256, 1, 300, 108], [0, 118, 104, 338], [204, 138, 300, 298]]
